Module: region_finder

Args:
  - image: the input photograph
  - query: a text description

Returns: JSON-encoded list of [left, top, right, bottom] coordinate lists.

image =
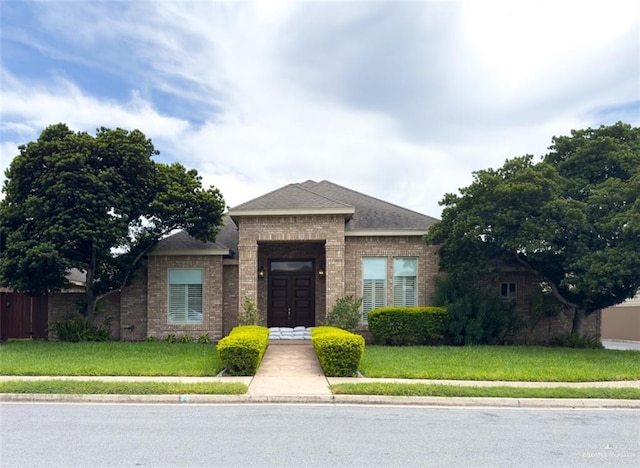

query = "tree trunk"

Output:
[[85, 245, 97, 322], [571, 308, 586, 336]]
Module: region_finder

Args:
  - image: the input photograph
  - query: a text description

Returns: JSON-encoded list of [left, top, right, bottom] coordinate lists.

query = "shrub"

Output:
[[431, 276, 521, 345], [197, 334, 211, 344], [50, 317, 111, 342], [323, 296, 363, 331], [217, 326, 269, 375], [311, 326, 365, 377], [178, 335, 193, 344], [445, 293, 520, 345], [238, 296, 263, 326], [551, 333, 604, 349], [165, 334, 176, 344], [368, 307, 449, 345]]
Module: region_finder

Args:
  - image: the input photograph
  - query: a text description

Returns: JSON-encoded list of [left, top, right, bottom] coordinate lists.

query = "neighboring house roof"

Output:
[[66, 268, 87, 286], [161, 180, 439, 255]]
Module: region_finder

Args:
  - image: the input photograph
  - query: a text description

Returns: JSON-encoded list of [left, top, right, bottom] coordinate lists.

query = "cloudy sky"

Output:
[[1, 0, 638, 217]]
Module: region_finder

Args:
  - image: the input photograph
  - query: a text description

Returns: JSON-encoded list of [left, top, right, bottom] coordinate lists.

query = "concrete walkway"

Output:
[[247, 342, 331, 399]]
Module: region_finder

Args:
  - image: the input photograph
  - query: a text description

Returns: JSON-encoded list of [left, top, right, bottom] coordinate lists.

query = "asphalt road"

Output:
[[1, 403, 638, 467]]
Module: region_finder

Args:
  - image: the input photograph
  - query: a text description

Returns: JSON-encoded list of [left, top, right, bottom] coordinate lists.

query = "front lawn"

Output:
[[360, 346, 640, 382], [0, 341, 224, 376], [0, 380, 246, 395], [331, 383, 640, 399]]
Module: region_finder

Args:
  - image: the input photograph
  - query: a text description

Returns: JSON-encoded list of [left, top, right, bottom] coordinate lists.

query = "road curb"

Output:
[[2, 393, 639, 408]]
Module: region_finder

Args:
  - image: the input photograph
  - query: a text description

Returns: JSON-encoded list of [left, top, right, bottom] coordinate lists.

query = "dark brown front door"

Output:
[[268, 261, 315, 327]]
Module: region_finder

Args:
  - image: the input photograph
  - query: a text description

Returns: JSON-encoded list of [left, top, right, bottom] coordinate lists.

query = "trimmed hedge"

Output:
[[311, 326, 365, 377], [216, 326, 269, 376], [368, 307, 449, 345]]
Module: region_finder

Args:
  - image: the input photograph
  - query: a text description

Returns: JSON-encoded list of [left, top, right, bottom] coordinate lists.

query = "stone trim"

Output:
[[346, 230, 429, 237], [229, 207, 354, 218]]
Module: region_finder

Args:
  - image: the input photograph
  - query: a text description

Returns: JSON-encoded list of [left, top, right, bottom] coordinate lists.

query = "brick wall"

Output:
[[120, 268, 148, 341], [222, 263, 239, 335], [47, 291, 121, 340], [147, 255, 224, 340], [497, 270, 600, 344]]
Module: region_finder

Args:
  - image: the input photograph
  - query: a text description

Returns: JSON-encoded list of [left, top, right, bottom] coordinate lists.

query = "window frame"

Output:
[[168, 268, 204, 325], [393, 257, 418, 307], [362, 257, 387, 323], [500, 282, 517, 298]]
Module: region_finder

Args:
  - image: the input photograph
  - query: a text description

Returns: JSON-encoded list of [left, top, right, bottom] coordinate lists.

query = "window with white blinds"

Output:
[[168, 269, 203, 324], [362, 258, 386, 323], [393, 257, 417, 306]]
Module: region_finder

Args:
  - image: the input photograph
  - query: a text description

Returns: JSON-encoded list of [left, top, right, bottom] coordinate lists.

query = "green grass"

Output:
[[331, 383, 640, 399], [0, 341, 224, 376], [0, 380, 247, 395], [360, 346, 640, 382]]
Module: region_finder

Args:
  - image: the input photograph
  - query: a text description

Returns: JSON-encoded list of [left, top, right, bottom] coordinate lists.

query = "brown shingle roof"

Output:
[[229, 183, 354, 211], [152, 230, 229, 254], [161, 180, 438, 254], [305, 180, 438, 231]]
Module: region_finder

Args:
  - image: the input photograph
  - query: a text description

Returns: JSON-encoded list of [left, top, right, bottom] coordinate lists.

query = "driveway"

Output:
[[602, 339, 640, 351]]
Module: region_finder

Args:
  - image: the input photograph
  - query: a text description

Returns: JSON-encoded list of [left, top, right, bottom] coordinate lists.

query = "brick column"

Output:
[[238, 240, 258, 318], [325, 240, 345, 318]]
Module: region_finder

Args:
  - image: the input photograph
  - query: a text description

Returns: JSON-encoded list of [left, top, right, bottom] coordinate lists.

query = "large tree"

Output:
[[426, 122, 640, 335], [0, 123, 226, 320]]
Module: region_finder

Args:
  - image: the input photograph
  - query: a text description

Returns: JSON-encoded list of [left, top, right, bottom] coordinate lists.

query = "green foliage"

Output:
[[216, 326, 269, 376], [0, 123, 226, 320], [197, 334, 211, 344], [430, 276, 520, 345], [165, 334, 176, 344], [551, 333, 604, 349], [178, 335, 193, 344], [311, 326, 365, 377], [368, 307, 449, 345], [145, 336, 158, 342], [50, 317, 111, 342], [426, 122, 640, 335], [238, 296, 263, 326], [322, 295, 363, 331]]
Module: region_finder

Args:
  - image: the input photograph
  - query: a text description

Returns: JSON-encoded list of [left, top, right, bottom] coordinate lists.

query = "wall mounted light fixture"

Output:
[[318, 265, 325, 278], [258, 265, 265, 279]]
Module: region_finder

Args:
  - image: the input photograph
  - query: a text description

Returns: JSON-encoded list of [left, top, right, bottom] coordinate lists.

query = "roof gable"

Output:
[[229, 183, 354, 212], [160, 180, 438, 254]]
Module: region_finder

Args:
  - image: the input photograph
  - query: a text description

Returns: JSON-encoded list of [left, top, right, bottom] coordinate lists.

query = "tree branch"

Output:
[[511, 253, 579, 311], [94, 227, 175, 305]]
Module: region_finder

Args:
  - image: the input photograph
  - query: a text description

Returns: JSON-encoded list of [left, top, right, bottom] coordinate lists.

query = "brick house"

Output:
[[47, 179, 599, 342]]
